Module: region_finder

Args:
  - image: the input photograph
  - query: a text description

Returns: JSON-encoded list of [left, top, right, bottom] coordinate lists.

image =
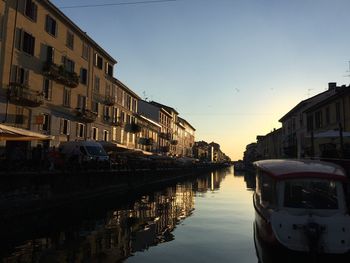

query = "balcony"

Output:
[[43, 62, 79, 88], [138, 137, 154, 146], [124, 122, 141, 133], [75, 108, 97, 123], [170, 140, 178, 145], [110, 117, 124, 127], [7, 83, 43, 107], [159, 132, 171, 140], [93, 92, 115, 106]]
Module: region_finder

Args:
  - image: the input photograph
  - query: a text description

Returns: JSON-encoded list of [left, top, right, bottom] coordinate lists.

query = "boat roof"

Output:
[[254, 159, 347, 181]]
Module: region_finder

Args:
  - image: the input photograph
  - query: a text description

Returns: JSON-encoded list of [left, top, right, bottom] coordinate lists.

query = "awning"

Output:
[[0, 124, 51, 141]]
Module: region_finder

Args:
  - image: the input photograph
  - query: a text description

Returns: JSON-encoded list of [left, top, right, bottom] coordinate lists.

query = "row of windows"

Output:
[[18, 0, 114, 75], [38, 114, 109, 140], [307, 101, 342, 131]]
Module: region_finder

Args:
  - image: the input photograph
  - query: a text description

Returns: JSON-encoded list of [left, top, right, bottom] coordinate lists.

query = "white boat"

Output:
[[253, 159, 350, 255]]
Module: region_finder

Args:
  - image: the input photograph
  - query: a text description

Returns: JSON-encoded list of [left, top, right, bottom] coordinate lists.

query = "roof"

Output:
[[304, 86, 350, 113], [178, 117, 196, 131], [254, 159, 346, 181], [150, 101, 179, 115], [113, 78, 141, 99], [43, 1, 117, 64]]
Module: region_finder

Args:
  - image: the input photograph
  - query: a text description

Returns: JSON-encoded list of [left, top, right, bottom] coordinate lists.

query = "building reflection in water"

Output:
[[2, 171, 230, 263]]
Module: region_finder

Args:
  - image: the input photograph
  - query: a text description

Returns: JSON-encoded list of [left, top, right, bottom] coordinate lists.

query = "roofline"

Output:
[[150, 101, 179, 115], [113, 78, 141, 99], [304, 87, 350, 113], [42, 0, 117, 64], [278, 89, 331, 122], [178, 117, 196, 131]]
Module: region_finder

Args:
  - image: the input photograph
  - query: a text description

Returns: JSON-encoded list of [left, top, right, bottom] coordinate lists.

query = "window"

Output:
[[94, 76, 100, 93], [63, 87, 71, 107], [62, 56, 75, 73], [326, 107, 330, 125], [77, 95, 86, 110], [335, 102, 341, 123], [132, 99, 137, 112], [92, 127, 98, 140], [41, 113, 50, 132], [307, 115, 313, 132], [315, 111, 323, 129], [45, 15, 57, 36], [103, 130, 109, 141], [15, 29, 35, 55], [82, 42, 89, 60], [117, 88, 123, 104], [256, 172, 276, 207], [94, 53, 103, 69], [105, 83, 111, 96], [11, 65, 29, 85], [77, 123, 86, 138], [104, 106, 110, 121], [80, 68, 88, 85], [105, 62, 113, 77], [24, 0, 37, 21], [15, 107, 24, 124], [66, 30, 74, 49], [92, 101, 99, 113], [60, 118, 70, 135], [121, 111, 125, 123], [284, 180, 338, 209], [43, 78, 52, 100], [46, 45, 54, 63]]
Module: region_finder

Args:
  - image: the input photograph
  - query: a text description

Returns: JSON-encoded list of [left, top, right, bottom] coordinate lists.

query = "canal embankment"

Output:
[[0, 164, 230, 220]]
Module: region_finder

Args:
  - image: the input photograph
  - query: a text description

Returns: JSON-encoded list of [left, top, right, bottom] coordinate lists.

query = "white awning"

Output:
[[0, 124, 51, 141]]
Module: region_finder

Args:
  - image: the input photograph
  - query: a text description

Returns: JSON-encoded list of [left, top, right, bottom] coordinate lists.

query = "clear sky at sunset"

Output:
[[52, 0, 350, 160]]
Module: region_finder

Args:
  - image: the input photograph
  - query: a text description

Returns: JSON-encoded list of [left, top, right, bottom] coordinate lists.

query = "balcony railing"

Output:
[[159, 132, 171, 140], [110, 117, 124, 127], [138, 137, 154, 146], [43, 62, 79, 88], [124, 122, 141, 133], [8, 83, 43, 107], [93, 92, 115, 106], [75, 108, 97, 123], [170, 140, 178, 145]]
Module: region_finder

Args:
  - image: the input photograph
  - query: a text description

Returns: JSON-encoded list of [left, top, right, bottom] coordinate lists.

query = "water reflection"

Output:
[[1, 170, 230, 263]]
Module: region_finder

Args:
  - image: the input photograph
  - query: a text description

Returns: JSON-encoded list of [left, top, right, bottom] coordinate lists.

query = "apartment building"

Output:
[[178, 117, 195, 157], [110, 79, 140, 149], [138, 100, 172, 154], [279, 83, 340, 158], [0, 0, 117, 152], [135, 113, 160, 153], [304, 85, 350, 158]]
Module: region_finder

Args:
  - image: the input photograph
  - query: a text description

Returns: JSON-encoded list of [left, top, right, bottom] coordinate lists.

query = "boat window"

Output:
[[257, 171, 276, 207], [284, 180, 338, 209]]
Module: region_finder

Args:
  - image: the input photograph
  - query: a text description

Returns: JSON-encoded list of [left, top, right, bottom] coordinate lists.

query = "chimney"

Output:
[[328, 82, 337, 90]]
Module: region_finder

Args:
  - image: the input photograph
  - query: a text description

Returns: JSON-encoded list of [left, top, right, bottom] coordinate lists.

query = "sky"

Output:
[[52, 0, 350, 160]]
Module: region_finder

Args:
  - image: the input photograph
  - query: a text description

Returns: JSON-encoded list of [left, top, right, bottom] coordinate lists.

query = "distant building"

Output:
[[255, 128, 282, 160]]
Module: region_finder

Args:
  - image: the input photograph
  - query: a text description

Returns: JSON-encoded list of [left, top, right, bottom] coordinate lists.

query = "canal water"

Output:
[[0, 167, 258, 263]]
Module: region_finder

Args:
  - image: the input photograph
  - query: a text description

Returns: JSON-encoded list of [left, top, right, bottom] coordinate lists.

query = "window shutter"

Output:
[[10, 65, 18, 83], [66, 120, 71, 135], [33, 3, 38, 22], [24, 69, 29, 86], [18, 0, 26, 14], [15, 28, 22, 50]]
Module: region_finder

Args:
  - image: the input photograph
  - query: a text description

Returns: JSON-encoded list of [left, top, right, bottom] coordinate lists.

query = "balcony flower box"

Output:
[[43, 62, 79, 88]]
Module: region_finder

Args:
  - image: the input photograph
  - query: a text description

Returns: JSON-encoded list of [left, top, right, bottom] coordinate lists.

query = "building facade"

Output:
[[0, 0, 116, 151]]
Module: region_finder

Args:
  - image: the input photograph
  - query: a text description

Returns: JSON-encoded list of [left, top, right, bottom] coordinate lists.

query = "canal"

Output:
[[1, 167, 258, 262]]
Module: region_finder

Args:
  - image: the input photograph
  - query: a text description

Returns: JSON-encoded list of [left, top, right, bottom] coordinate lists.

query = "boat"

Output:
[[253, 159, 350, 256]]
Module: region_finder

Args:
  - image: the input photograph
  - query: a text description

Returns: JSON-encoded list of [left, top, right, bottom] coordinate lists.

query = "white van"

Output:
[[59, 141, 109, 165]]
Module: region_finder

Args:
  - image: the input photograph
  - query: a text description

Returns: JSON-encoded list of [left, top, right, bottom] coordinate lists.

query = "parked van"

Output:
[[59, 141, 110, 168]]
